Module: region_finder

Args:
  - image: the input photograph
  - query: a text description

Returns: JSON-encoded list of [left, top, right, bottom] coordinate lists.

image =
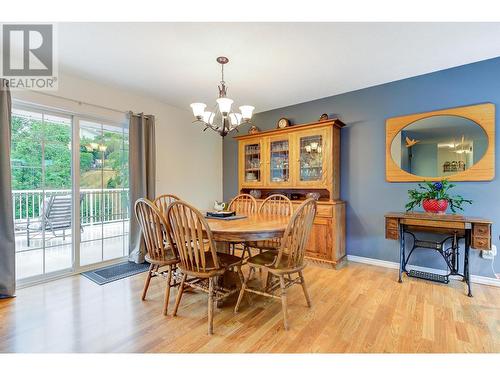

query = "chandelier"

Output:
[[190, 56, 254, 137]]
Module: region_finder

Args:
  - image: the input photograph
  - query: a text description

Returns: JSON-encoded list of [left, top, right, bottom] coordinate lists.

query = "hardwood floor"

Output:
[[0, 262, 499, 353]]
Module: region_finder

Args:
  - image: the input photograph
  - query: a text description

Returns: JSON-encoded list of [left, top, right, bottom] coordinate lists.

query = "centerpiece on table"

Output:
[[405, 180, 472, 214]]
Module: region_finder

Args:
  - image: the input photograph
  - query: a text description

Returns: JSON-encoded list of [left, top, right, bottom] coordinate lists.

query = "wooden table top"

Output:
[[205, 213, 289, 242]]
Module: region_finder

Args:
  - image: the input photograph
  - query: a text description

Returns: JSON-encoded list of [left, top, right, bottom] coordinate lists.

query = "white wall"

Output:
[[12, 72, 222, 209]]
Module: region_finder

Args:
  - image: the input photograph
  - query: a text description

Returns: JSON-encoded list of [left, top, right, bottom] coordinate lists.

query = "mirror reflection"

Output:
[[390, 115, 488, 177]]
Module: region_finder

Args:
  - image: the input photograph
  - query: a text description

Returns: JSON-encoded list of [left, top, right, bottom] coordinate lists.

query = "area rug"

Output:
[[82, 261, 150, 285]]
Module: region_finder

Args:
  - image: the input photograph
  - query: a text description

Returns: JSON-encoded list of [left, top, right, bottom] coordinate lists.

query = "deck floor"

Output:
[[15, 221, 129, 279]]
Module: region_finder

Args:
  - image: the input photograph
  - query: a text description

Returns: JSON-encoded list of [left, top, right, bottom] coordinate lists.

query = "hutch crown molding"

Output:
[[235, 119, 346, 267]]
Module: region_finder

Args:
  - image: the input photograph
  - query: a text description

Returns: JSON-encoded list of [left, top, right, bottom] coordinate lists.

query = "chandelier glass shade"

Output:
[[190, 57, 254, 137]]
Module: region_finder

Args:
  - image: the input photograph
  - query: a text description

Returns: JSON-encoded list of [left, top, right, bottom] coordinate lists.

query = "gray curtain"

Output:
[[0, 80, 15, 297], [128, 113, 156, 263]]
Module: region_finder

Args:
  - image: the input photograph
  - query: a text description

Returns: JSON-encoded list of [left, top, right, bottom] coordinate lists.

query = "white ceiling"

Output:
[[57, 23, 500, 113]]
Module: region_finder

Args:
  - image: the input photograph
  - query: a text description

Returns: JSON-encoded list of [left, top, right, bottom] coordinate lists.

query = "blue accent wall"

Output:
[[223, 57, 500, 277], [474, 138, 488, 164], [406, 139, 438, 176]]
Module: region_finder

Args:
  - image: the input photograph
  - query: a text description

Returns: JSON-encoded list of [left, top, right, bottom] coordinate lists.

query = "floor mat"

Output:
[[82, 261, 150, 285]]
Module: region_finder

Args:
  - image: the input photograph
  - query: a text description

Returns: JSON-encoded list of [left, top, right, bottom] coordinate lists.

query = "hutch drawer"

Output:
[[316, 204, 333, 217]]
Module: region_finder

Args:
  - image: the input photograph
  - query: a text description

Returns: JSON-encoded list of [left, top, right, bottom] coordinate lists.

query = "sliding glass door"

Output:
[[78, 119, 129, 266], [11, 105, 130, 283], [11, 108, 74, 280]]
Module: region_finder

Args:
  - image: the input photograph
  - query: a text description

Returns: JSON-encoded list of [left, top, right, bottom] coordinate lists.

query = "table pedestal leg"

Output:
[[216, 240, 230, 253], [215, 240, 236, 307]]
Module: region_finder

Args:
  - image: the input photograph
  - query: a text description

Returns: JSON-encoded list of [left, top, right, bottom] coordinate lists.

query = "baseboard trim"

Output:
[[347, 255, 500, 288]]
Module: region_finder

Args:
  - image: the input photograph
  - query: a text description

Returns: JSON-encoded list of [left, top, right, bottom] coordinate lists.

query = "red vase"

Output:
[[422, 199, 448, 214]]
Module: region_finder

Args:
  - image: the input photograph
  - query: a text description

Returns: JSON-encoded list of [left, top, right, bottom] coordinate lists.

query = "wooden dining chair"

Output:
[[153, 194, 181, 216], [234, 198, 317, 330], [247, 194, 293, 254], [259, 194, 293, 216], [228, 193, 257, 214], [134, 198, 180, 315], [165, 200, 245, 335], [227, 194, 257, 256]]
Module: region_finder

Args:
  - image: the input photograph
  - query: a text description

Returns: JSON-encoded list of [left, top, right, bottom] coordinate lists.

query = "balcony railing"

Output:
[[12, 188, 130, 229]]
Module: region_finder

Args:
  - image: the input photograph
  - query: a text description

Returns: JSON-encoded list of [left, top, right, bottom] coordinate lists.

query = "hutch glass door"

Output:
[[242, 140, 263, 186], [296, 130, 328, 187], [268, 136, 290, 186]]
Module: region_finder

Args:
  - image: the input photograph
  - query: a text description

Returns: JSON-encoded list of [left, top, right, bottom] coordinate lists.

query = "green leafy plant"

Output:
[[405, 180, 472, 213]]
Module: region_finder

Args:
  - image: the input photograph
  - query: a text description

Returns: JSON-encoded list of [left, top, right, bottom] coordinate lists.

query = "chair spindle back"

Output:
[[154, 194, 181, 216], [275, 198, 317, 270], [258, 194, 293, 216], [228, 194, 257, 214], [134, 198, 173, 262], [166, 201, 219, 274]]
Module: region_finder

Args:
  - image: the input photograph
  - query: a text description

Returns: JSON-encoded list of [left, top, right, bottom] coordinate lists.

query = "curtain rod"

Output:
[[27, 90, 152, 119]]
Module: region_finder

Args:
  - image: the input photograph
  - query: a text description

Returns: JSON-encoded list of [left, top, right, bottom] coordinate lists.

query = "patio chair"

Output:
[[26, 194, 82, 246]]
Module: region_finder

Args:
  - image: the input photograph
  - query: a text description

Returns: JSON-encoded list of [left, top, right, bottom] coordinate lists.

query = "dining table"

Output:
[[204, 212, 289, 306], [205, 212, 289, 251]]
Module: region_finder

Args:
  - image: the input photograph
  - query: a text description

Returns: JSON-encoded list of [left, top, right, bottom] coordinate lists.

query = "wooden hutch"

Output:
[[235, 119, 346, 267]]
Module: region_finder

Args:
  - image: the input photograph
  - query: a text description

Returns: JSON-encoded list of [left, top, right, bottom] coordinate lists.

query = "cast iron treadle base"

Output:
[[408, 270, 449, 284]]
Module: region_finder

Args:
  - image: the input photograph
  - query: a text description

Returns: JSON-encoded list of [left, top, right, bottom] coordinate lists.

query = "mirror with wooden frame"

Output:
[[386, 103, 495, 182]]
